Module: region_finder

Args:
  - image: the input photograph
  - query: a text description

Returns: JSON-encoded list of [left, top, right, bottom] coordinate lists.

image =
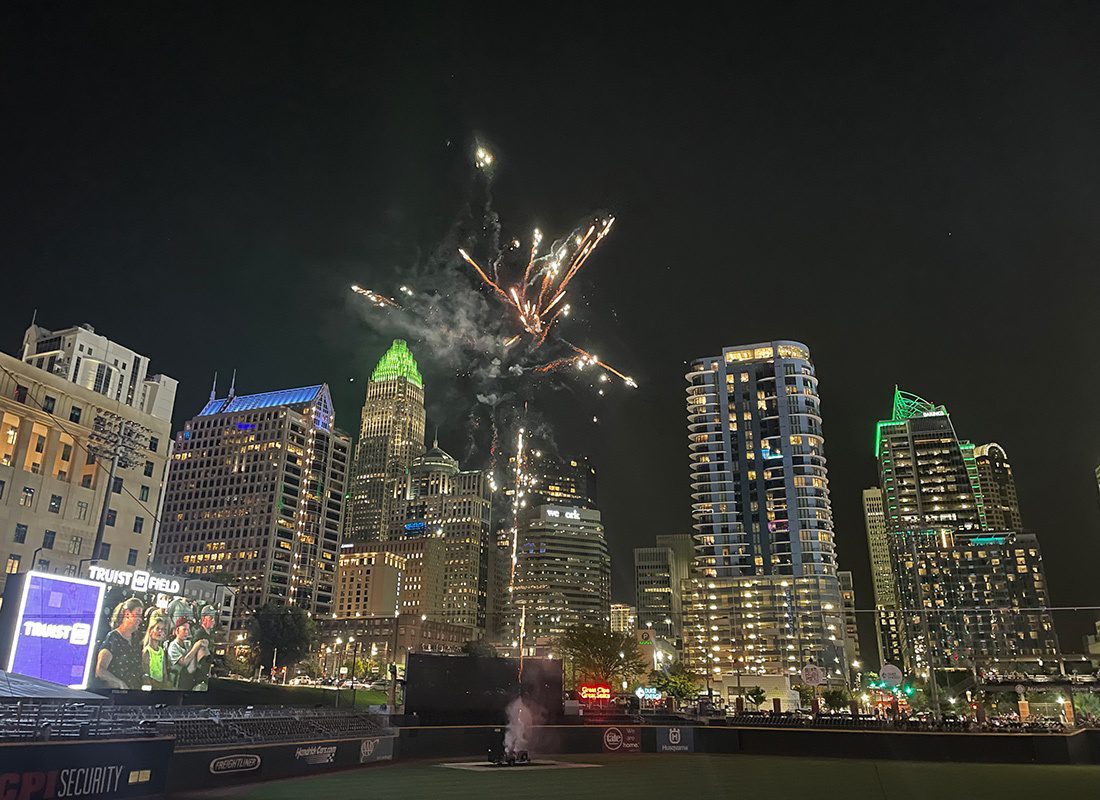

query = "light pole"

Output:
[[87, 412, 149, 565], [334, 637, 343, 707]]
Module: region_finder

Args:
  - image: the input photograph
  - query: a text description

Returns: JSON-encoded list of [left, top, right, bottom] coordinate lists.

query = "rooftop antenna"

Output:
[[433, 424, 439, 449], [228, 369, 237, 399], [209, 372, 218, 403]]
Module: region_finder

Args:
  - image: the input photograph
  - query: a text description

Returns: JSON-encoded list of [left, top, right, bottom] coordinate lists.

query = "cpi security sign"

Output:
[[6, 572, 105, 689]]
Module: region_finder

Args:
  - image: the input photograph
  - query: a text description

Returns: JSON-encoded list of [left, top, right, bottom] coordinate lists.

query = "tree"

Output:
[[649, 661, 700, 701], [744, 686, 767, 709], [225, 648, 257, 678], [248, 602, 316, 671], [822, 688, 850, 711], [555, 625, 646, 686], [461, 639, 498, 657]]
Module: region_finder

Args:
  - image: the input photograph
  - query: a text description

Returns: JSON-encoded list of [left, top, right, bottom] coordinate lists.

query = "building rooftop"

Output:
[[371, 339, 423, 388], [197, 384, 336, 432]]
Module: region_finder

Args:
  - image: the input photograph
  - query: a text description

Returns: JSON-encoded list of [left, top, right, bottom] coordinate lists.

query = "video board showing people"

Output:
[[92, 585, 220, 692]]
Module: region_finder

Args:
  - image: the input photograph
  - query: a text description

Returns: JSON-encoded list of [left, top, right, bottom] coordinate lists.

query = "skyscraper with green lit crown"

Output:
[[875, 388, 1057, 671], [345, 340, 426, 541]]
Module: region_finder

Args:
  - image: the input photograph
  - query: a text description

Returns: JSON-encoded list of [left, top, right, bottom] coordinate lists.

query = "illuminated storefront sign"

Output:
[[578, 683, 612, 701], [634, 686, 662, 700], [87, 566, 181, 594], [6, 572, 105, 689]]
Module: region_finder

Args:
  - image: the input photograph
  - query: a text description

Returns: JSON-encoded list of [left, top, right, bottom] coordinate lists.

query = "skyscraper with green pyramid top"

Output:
[[345, 340, 426, 541]]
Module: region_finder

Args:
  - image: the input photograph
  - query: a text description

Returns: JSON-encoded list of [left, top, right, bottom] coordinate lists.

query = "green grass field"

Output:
[[227, 753, 1100, 800], [198, 678, 387, 708]]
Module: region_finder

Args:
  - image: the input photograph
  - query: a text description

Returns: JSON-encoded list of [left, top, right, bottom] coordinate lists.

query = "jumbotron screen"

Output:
[[90, 576, 222, 692], [2, 569, 223, 692]]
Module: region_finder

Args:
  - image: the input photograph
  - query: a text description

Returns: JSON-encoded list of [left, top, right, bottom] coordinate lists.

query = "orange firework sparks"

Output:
[[459, 217, 635, 387], [349, 284, 401, 309]]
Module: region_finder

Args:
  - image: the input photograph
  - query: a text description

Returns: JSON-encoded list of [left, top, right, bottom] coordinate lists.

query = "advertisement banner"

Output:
[[0, 737, 173, 800], [359, 736, 395, 764], [601, 726, 641, 752], [657, 726, 695, 753], [6, 572, 105, 689]]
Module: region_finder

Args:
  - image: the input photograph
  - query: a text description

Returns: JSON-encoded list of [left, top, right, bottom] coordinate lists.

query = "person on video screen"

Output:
[[142, 609, 171, 690], [168, 615, 209, 690], [95, 597, 144, 690]]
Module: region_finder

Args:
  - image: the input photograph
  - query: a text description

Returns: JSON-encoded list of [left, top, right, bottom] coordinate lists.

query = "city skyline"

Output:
[[3, 5, 1100, 650]]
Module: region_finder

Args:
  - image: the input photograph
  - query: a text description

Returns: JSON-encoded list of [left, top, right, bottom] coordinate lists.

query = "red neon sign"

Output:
[[579, 683, 612, 701]]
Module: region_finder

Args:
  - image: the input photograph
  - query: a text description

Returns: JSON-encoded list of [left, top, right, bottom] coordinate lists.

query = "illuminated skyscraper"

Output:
[[863, 487, 901, 667], [874, 389, 1057, 669], [156, 384, 349, 635], [512, 504, 611, 642], [389, 442, 492, 635], [345, 340, 425, 542], [683, 341, 845, 686], [875, 388, 986, 534], [973, 443, 1023, 531], [499, 449, 596, 548]]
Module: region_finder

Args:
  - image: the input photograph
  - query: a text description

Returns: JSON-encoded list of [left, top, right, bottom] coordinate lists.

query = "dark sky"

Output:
[[5, 5, 1100, 646]]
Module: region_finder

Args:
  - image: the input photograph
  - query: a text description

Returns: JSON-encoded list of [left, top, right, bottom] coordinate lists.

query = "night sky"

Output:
[[5, 5, 1100, 646]]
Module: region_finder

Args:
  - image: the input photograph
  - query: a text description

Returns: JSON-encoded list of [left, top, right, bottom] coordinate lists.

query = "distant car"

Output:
[[368, 680, 389, 691]]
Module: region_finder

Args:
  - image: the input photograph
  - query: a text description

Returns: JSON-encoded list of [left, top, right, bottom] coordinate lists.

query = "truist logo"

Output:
[[22, 620, 91, 645]]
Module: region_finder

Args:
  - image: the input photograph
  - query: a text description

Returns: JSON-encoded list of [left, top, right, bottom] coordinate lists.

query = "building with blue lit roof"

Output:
[[154, 382, 350, 637]]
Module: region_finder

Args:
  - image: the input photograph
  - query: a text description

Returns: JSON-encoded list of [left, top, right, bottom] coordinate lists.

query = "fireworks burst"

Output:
[[458, 217, 636, 387], [350, 284, 401, 309]]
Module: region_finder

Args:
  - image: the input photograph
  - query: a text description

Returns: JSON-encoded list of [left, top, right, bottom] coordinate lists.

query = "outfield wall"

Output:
[[396, 724, 1100, 766], [2, 725, 1096, 798]]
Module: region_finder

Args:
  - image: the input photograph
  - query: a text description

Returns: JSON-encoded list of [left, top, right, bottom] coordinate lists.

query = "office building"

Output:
[[974, 443, 1024, 531], [863, 487, 901, 667], [611, 603, 636, 634], [21, 322, 178, 421], [512, 504, 611, 642], [1, 326, 174, 596], [499, 448, 596, 548], [390, 442, 492, 635], [683, 341, 845, 686], [838, 570, 861, 668], [875, 389, 1057, 669], [333, 549, 405, 618], [155, 384, 349, 635], [634, 535, 692, 641], [345, 340, 425, 541], [337, 538, 445, 621]]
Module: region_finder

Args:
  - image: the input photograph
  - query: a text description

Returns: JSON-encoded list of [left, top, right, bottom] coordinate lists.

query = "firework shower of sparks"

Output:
[[458, 213, 636, 387]]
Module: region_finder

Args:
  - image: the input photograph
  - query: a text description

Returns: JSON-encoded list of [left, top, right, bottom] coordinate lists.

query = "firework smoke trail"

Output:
[[347, 140, 635, 496]]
